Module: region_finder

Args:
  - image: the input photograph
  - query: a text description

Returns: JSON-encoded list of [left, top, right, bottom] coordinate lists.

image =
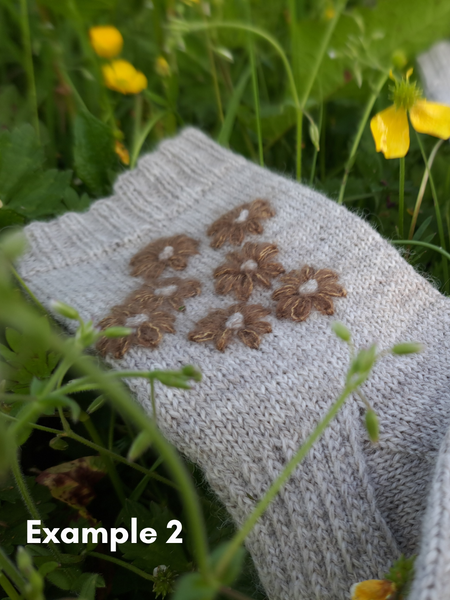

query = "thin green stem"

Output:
[[82, 415, 126, 505], [391, 239, 450, 262], [19, 0, 39, 141], [0, 411, 177, 489], [414, 131, 449, 293], [177, 20, 301, 177], [0, 572, 21, 600], [88, 551, 155, 581], [10, 451, 67, 570], [244, 2, 263, 166], [0, 547, 26, 591], [130, 110, 167, 169], [200, 9, 224, 123], [408, 139, 444, 240], [338, 71, 388, 204], [398, 156, 405, 238], [150, 379, 156, 420], [309, 102, 323, 185], [10, 266, 47, 315], [132, 94, 143, 158], [215, 385, 353, 579]]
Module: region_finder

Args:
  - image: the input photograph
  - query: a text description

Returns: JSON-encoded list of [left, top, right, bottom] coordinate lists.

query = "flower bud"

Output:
[[49, 436, 68, 451], [102, 326, 133, 338], [331, 321, 351, 342], [309, 121, 320, 151], [392, 342, 423, 355], [50, 300, 79, 320], [181, 365, 202, 382], [365, 410, 379, 443]]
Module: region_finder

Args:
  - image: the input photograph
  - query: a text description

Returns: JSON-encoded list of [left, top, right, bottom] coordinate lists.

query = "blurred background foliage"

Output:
[[1, 0, 450, 599]]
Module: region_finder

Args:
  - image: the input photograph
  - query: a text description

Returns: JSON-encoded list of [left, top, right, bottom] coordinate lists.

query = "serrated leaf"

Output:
[[73, 110, 116, 197], [0, 207, 26, 231], [74, 572, 106, 599], [46, 567, 82, 591]]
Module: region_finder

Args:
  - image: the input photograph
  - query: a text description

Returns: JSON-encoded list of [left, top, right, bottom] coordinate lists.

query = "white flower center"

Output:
[[158, 246, 174, 261], [154, 284, 178, 297], [235, 209, 249, 223], [125, 314, 148, 328], [240, 259, 258, 271], [225, 312, 244, 330], [299, 279, 318, 294]]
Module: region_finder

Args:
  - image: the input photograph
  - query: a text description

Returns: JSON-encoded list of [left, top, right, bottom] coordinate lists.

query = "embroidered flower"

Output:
[[130, 235, 200, 280], [370, 68, 450, 158], [97, 306, 175, 358], [207, 199, 275, 249], [350, 580, 396, 600], [272, 266, 346, 322], [125, 277, 201, 312], [188, 303, 272, 351], [214, 242, 284, 301]]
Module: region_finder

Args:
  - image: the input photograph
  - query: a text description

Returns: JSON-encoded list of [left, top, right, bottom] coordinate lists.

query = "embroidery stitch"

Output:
[[272, 266, 346, 322], [97, 305, 176, 358], [188, 303, 272, 351], [207, 199, 275, 248], [125, 277, 202, 312], [129, 234, 200, 280], [214, 242, 285, 301]]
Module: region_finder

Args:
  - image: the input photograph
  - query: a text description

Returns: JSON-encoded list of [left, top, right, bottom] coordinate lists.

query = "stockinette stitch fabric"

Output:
[[17, 127, 450, 600]]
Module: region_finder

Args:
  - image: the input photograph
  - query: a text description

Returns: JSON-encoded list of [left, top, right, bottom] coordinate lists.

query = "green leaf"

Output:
[[209, 542, 246, 587], [74, 572, 106, 599], [171, 573, 219, 600], [0, 207, 26, 231], [73, 110, 116, 197], [46, 567, 82, 591], [38, 561, 59, 578]]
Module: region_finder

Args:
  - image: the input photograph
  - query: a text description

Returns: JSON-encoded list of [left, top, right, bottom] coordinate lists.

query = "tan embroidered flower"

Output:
[[129, 235, 200, 280], [207, 199, 275, 248], [272, 266, 346, 322], [125, 277, 202, 312], [188, 303, 272, 351], [97, 306, 175, 358], [214, 242, 285, 301]]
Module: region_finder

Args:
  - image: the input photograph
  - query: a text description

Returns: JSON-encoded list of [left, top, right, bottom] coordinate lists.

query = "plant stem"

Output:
[[88, 551, 155, 581], [150, 379, 156, 420], [179, 21, 301, 178], [398, 156, 405, 238], [309, 102, 323, 185], [338, 71, 388, 204], [414, 131, 449, 293], [0, 547, 26, 591], [0, 411, 177, 489], [408, 139, 444, 239], [244, 2, 263, 166], [0, 572, 21, 600], [130, 111, 167, 168], [200, 9, 224, 123], [214, 385, 353, 580], [391, 239, 450, 262], [19, 0, 39, 142], [10, 266, 47, 315], [10, 450, 67, 570]]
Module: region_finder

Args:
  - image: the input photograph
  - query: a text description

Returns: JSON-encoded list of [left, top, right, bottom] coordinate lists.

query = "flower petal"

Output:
[[237, 328, 261, 349], [410, 99, 450, 139], [350, 579, 396, 600], [370, 105, 410, 159]]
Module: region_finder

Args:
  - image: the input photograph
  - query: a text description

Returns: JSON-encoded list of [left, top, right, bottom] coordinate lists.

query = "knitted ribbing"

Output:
[[18, 128, 450, 600]]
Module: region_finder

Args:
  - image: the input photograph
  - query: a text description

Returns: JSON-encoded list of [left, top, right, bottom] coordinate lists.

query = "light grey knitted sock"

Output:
[[17, 127, 450, 600]]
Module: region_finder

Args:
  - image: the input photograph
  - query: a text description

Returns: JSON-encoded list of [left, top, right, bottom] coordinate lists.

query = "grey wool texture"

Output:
[[18, 126, 450, 600]]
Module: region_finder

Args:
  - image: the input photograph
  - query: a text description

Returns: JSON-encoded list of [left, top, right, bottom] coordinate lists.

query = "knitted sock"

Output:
[[18, 128, 450, 600]]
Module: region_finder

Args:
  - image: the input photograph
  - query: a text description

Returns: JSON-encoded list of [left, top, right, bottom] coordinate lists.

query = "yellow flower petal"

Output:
[[409, 99, 450, 139], [89, 26, 123, 59], [115, 140, 130, 165], [370, 105, 410, 159], [350, 580, 396, 600], [102, 60, 147, 95]]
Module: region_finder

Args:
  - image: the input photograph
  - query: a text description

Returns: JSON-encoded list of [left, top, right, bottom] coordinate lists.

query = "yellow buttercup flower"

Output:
[[350, 579, 396, 600], [370, 69, 450, 159], [102, 60, 147, 95], [115, 140, 130, 165], [89, 26, 123, 59]]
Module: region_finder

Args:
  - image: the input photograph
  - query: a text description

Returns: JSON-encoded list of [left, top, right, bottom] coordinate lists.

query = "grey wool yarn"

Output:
[[17, 127, 450, 600]]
